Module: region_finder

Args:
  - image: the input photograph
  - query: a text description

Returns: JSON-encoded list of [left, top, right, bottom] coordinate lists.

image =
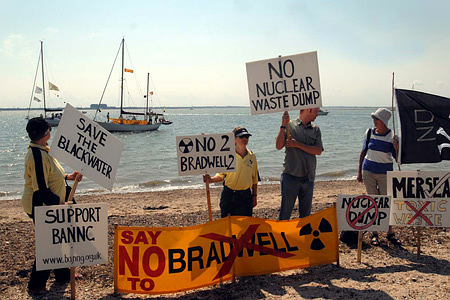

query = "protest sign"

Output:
[[176, 133, 236, 176], [246, 51, 322, 115], [337, 194, 391, 232], [49, 103, 124, 190], [114, 206, 338, 294], [388, 171, 450, 227], [34, 203, 108, 271]]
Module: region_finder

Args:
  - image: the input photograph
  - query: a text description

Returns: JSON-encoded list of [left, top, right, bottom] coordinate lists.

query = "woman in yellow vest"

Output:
[[22, 117, 82, 294], [203, 127, 258, 217]]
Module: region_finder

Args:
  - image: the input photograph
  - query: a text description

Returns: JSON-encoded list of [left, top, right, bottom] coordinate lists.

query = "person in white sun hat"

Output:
[[357, 107, 401, 246]]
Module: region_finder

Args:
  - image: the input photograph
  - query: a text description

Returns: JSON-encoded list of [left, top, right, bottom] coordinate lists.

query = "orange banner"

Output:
[[114, 206, 338, 294], [124, 68, 134, 73]]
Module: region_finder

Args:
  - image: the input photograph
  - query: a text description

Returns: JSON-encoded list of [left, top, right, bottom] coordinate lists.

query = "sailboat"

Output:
[[95, 38, 164, 132], [26, 41, 64, 127]]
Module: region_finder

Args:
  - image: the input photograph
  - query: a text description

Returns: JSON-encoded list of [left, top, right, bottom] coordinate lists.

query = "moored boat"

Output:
[[94, 38, 169, 132], [318, 108, 329, 116], [26, 41, 64, 126]]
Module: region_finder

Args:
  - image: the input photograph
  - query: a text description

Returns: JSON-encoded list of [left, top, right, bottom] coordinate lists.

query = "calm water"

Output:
[[1, 107, 449, 200]]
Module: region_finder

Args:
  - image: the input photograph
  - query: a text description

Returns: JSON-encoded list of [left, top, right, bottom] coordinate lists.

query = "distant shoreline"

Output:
[[1, 106, 385, 111]]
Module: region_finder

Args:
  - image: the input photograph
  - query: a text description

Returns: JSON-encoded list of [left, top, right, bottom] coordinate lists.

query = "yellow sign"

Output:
[[114, 206, 338, 294]]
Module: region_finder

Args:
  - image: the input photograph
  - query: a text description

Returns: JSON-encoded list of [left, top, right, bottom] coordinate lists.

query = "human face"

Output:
[[372, 116, 386, 131], [236, 135, 249, 147], [303, 108, 319, 123], [43, 127, 51, 141]]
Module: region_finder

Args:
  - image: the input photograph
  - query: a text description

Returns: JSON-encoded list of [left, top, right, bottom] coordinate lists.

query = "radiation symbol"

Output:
[[299, 218, 333, 250], [179, 138, 193, 153]]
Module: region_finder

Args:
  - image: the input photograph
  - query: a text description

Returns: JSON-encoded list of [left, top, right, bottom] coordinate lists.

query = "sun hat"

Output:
[[371, 108, 391, 127], [234, 127, 252, 137], [26, 117, 51, 141]]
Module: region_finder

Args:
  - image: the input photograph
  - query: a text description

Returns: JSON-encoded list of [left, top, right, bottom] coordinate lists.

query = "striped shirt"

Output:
[[362, 128, 397, 174]]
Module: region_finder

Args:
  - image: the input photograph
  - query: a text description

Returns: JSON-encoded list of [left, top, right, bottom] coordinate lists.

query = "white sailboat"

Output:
[[95, 38, 164, 132], [26, 41, 64, 127], [318, 108, 329, 116]]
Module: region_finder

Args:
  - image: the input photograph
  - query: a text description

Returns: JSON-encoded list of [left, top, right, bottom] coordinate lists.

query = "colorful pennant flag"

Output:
[[124, 68, 134, 73], [49, 82, 60, 91]]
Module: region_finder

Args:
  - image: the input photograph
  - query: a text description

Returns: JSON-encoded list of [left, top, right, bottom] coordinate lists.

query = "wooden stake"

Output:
[[333, 203, 340, 267], [113, 224, 118, 295], [68, 174, 81, 300], [391, 72, 402, 171], [205, 181, 212, 222], [70, 267, 76, 300], [228, 214, 236, 283], [285, 111, 291, 139], [356, 231, 363, 263], [416, 227, 421, 258], [66, 174, 80, 203]]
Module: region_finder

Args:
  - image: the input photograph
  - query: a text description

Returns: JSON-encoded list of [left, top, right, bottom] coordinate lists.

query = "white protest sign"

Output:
[[337, 194, 391, 232], [49, 103, 124, 190], [34, 203, 108, 271], [388, 171, 450, 227], [246, 51, 322, 115], [176, 133, 236, 176]]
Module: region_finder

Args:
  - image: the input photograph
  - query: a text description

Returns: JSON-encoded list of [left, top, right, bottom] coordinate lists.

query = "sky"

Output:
[[1, 0, 450, 108]]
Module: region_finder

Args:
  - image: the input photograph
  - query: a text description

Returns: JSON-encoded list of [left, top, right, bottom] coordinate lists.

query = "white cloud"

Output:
[[1, 34, 25, 56], [44, 27, 60, 34]]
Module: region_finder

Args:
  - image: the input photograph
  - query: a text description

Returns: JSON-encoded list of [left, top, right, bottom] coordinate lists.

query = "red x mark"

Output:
[[405, 201, 433, 226], [200, 224, 295, 280]]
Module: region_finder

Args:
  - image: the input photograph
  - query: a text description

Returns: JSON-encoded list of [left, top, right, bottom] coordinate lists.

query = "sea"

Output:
[[1, 107, 449, 201]]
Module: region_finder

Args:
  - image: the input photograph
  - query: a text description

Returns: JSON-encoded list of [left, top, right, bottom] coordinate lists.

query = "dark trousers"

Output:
[[27, 213, 70, 290], [220, 186, 253, 218], [28, 260, 70, 289]]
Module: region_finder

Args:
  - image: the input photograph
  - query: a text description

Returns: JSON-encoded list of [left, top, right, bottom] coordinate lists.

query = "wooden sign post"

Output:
[[205, 179, 212, 222]]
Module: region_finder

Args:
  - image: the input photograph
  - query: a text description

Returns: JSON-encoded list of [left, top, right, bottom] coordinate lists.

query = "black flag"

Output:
[[396, 89, 450, 163]]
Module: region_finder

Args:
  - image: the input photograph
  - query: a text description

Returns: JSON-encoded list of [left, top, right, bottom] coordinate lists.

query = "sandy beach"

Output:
[[1, 180, 449, 299]]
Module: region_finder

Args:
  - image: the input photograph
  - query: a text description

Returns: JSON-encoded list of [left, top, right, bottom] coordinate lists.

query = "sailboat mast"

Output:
[[146, 73, 149, 122], [120, 38, 125, 117], [40, 40, 47, 118]]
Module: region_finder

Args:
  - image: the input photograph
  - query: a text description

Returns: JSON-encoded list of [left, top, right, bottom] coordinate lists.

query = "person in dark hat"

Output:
[[22, 117, 82, 295], [203, 127, 258, 217], [357, 108, 401, 246]]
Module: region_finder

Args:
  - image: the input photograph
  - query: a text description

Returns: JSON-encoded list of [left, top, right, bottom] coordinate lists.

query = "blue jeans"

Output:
[[220, 186, 253, 218], [279, 173, 314, 220]]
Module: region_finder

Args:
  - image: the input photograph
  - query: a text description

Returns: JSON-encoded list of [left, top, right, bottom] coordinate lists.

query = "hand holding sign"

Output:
[[49, 103, 124, 190]]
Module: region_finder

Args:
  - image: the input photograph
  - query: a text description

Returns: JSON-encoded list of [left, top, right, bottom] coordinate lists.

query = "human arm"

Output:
[[65, 171, 83, 182], [357, 129, 370, 183], [251, 183, 258, 207], [393, 135, 399, 162], [357, 149, 365, 183], [276, 111, 290, 150], [285, 138, 323, 155], [202, 173, 224, 184]]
